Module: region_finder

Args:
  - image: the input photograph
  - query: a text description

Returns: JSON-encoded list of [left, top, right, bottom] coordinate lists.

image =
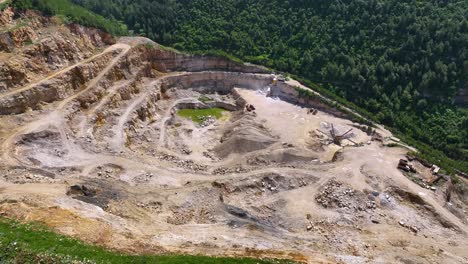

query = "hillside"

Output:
[[11, 0, 127, 35], [1, 1, 468, 264], [70, 0, 468, 172]]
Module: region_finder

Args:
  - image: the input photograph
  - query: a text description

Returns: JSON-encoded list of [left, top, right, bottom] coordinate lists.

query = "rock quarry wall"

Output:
[[0, 7, 351, 119], [272, 82, 350, 118]]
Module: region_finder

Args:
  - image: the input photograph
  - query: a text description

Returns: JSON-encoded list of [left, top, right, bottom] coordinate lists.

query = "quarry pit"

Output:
[[0, 9, 467, 263]]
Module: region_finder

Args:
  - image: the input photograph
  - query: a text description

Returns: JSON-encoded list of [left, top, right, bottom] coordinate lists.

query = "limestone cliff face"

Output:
[[271, 82, 349, 118], [4, 8, 342, 118], [0, 51, 118, 114], [141, 45, 269, 74], [0, 15, 272, 115], [0, 7, 14, 27], [0, 8, 113, 93], [158, 72, 272, 93], [0, 9, 46, 52]]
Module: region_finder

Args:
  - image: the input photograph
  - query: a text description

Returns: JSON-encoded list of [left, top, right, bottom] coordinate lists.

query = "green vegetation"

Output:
[[178, 108, 226, 124], [0, 0, 11, 11], [0, 217, 293, 264], [11, 0, 127, 35], [0, 19, 28, 34]]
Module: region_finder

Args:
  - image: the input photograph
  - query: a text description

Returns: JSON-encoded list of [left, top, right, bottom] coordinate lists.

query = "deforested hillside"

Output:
[[1, 2, 468, 263], [71, 0, 468, 172]]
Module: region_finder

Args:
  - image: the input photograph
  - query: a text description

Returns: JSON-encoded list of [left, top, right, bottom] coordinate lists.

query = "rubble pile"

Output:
[[1, 167, 57, 184], [167, 189, 219, 225], [199, 115, 216, 127], [212, 174, 314, 199], [93, 165, 122, 179], [315, 179, 371, 212], [202, 151, 219, 161], [137, 201, 163, 213], [3, 172, 57, 184], [158, 154, 208, 172], [212, 166, 249, 175]]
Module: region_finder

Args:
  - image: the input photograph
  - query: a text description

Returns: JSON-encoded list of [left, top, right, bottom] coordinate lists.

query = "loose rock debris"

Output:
[[315, 179, 370, 212]]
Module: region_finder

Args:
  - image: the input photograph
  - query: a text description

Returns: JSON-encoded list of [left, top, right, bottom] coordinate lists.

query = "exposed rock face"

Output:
[[143, 46, 269, 73], [0, 9, 45, 52], [0, 31, 13, 51], [158, 71, 272, 93], [0, 5, 269, 114], [271, 82, 350, 118], [0, 60, 28, 91], [0, 8, 113, 93], [0, 25, 38, 52], [0, 19, 273, 115], [0, 7, 14, 26], [0, 8, 347, 117], [11, 26, 37, 44], [0, 51, 118, 114], [67, 23, 115, 47]]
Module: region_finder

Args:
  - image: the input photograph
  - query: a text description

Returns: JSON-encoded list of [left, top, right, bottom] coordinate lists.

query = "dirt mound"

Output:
[[167, 188, 220, 225], [214, 114, 277, 158], [255, 147, 319, 164]]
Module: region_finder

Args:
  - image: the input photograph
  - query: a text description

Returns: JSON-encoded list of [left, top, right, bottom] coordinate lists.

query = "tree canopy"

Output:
[[13, 0, 127, 35]]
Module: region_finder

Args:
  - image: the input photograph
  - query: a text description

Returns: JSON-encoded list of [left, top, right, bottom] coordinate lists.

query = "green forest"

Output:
[[12, 0, 127, 35], [13, 0, 468, 172]]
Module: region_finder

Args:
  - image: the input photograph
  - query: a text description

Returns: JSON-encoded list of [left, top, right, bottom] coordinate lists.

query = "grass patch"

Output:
[[0, 217, 295, 264], [0, 0, 11, 11], [177, 108, 226, 124], [12, 0, 127, 35]]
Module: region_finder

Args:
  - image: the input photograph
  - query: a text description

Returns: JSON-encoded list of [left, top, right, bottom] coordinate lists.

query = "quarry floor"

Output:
[[0, 36, 467, 264]]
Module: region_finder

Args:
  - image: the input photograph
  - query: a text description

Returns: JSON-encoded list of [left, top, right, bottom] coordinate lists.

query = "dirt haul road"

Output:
[[0, 9, 467, 264]]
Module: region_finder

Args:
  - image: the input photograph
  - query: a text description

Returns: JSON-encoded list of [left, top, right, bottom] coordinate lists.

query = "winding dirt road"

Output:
[[1, 37, 467, 264]]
